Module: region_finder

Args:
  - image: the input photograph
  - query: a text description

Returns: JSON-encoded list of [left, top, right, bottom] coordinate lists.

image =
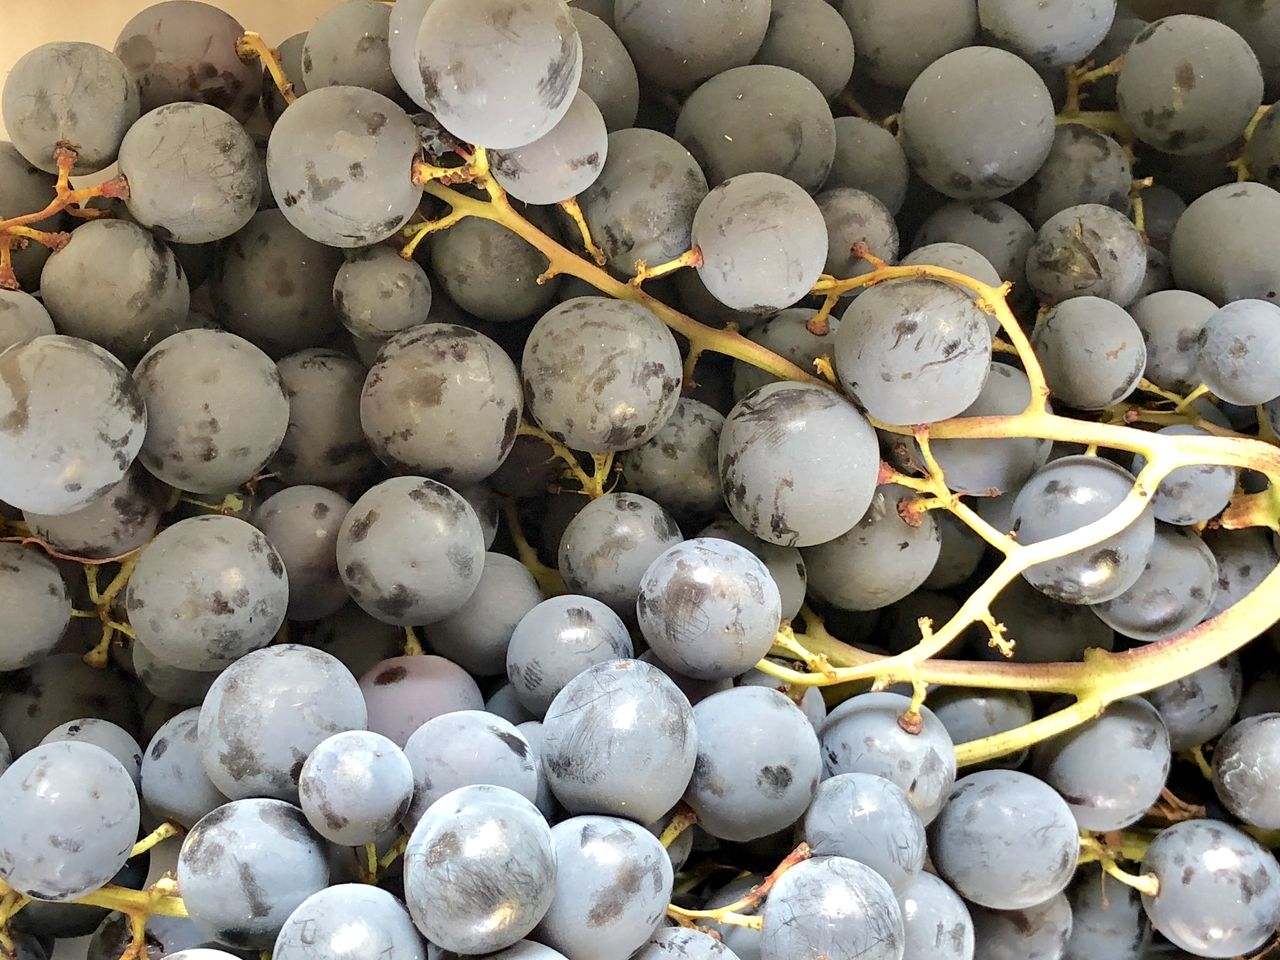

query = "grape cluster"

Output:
[[1, 2, 1280, 960]]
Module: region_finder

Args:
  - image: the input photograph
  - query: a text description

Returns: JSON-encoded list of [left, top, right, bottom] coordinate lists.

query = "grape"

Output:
[[0, 143, 65, 290], [719, 382, 879, 548], [686, 686, 820, 841], [1142, 184, 1186, 255], [141, 708, 225, 829], [1170, 183, 1280, 304], [533, 815, 672, 960], [0, 741, 139, 901], [675, 65, 835, 191], [557, 492, 682, 616], [928, 686, 1035, 769], [802, 485, 942, 612], [415, 0, 582, 149], [1146, 655, 1242, 752], [620, 398, 724, 518], [15, 851, 150, 942], [1202, 527, 1279, 617], [1009, 456, 1156, 604], [638, 539, 782, 681], [702, 874, 764, 960], [1018, 124, 1132, 230], [359, 654, 483, 747], [134, 329, 289, 493], [523, 297, 681, 452], [1140, 819, 1280, 958], [125, 515, 288, 670], [41, 718, 141, 788], [253, 485, 351, 621], [0, 734, 9, 775], [298, 730, 413, 845], [1135, 243, 1173, 299], [403, 710, 538, 825], [760, 856, 904, 960], [427, 210, 563, 323], [199, 644, 367, 801], [914, 200, 1035, 291], [404, 785, 555, 954], [899, 872, 974, 960], [333, 246, 431, 342], [1128, 290, 1217, 394], [633, 928, 736, 960], [1118, 15, 1263, 155], [489, 684, 540, 726], [491, 90, 608, 204], [37, 219, 189, 364], [692, 173, 828, 313], [841, 0, 977, 89], [0, 335, 146, 515], [114, 1, 262, 121], [362, 323, 522, 483], [1026, 204, 1147, 306], [803, 773, 925, 894], [2, 42, 139, 174], [430, 553, 544, 676], [213, 210, 345, 357], [1064, 868, 1148, 960], [119, 103, 260, 244], [731, 308, 840, 401], [272, 350, 376, 485], [925, 512, 985, 590], [835, 277, 991, 424], [265, 32, 309, 121], [1033, 296, 1146, 410], [1030, 696, 1170, 831], [613, 0, 770, 91], [1196, 299, 1280, 404], [275, 884, 424, 960], [900, 47, 1054, 201], [511, 720, 560, 821], [541, 659, 697, 822], [823, 116, 909, 213], [816, 188, 899, 280], [925, 364, 1052, 494], [1212, 713, 1280, 829], [0, 654, 139, 757], [336, 476, 485, 626], [26, 467, 162, 564], [821, 692, 956, 823], [506, 595, 635, 714], [458, 483, 500, 550], [0, 543, 70, 671], [928, 769, 1080, 910], [389, 0, 433, 104], [267, 86, 423, 247], [570, 10, 638, 131], [697, 526, 803, 627], [179, 798, 329, 949], [978, 0, 1115, 68], [579, 128, 708, 277], [303, 604, 403, 680], [0, 290, 52, 352], [753, 0, 855, 101], [900, 242, 1003, 302], [1219, 0, 1280, 97], [968, 893, 1073, 960], [1091, 523, 1218, 641], [302, 0, 397, 97]]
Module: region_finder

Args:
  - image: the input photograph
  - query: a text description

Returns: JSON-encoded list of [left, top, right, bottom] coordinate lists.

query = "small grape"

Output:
[[1032, 297, 1146, 410], [637, 538, 782, 681], [633, 928, 736, 960], [0, 543, 70, 672], [760, 856, 904, 960], [913, 200, 1035, 289], [570, 9, 639, 131], [1131, 425, 1237, 525], [0, 289, 53, 350], [978, 0, 1115, 68], [1063, 868, 1149, 960], [899, 872, 974, 960], [620, 398, 725, 518], [692, 172, 828, 314], [541, 659, 697, 822], [1025, 204, 1147, 306], [299, 730, 414, 845], [491, 90, 608, 204], [0, 654, 138, 757], [403, 785, 555, 955], [253, 485, 351, 622], [841, 0, 977, 90], [1014, 123, 1132, 228], [968, 894, 1073, 960], [274, 884, 425, 960], [803, 773, 926, 894], [928, 769, 1079, 910], [359, 655, 483, 747], [333, 246, 432, 341], [825, 116, 910, 213], [613, 0, 770, 91], [928, 686, 1035, 769], [301, 0, 397, 97], [985, 576, 1115, 663], [1212, 713, 1280, 829], [1170, 182, 1280, 304], [430, 553, 544, 677], [821, 692, 956, 824], [24, 464, 163, 561], [816, 187, 900, 279], [140, 708, 225, 830], [698, 518, 807, 622], [40, 718, 142, 789], [753, 0, 856, 100], [272, 349, 378, 486], [1202, 527, 1279, 617], [178, 799, 329, 949], [1146, 655, 1242, 753], [1197, 299, 1280, 405]]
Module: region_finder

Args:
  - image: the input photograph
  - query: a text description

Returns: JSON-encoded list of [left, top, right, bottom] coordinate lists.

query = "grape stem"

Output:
[[235, 32, 295, 106], [500, 497, 567, 596], [1078, 832, 1159, 896], [0, 145, 129, 290], [659, 806, 698, 848], [666, 842, 811, 933], [558, 197, 607, 266]]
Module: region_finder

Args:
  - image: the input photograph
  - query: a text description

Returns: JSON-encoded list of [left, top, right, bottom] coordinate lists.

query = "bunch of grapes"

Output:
[[2, 1, 1280, 959]]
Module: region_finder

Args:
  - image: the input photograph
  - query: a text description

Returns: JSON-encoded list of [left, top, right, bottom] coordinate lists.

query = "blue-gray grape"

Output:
[[1033, 297, 1146, 409], [333, 245, 432, 341], [570, 10, 638, 131], [803, 772, 925, 894], [1197, 299, 1280, 405], [0, 543, 70, 672], [301, 0, 397, 97], [899, 872, 974, 960], [253, 485, 351, 622], [274, 884, 425, 960], [1131, 425, 1238, 526], [968, 894, 1073, 960], [613, 0, 770, 91], [1145, 655, 1242, 753], [1212, 713, 1280, 829], [298, 730, 413, 845], [140, 708, 225, 829], [760, 856, 904, 960], [429, 553, 544, 677], [491, 90, 608, 204]]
